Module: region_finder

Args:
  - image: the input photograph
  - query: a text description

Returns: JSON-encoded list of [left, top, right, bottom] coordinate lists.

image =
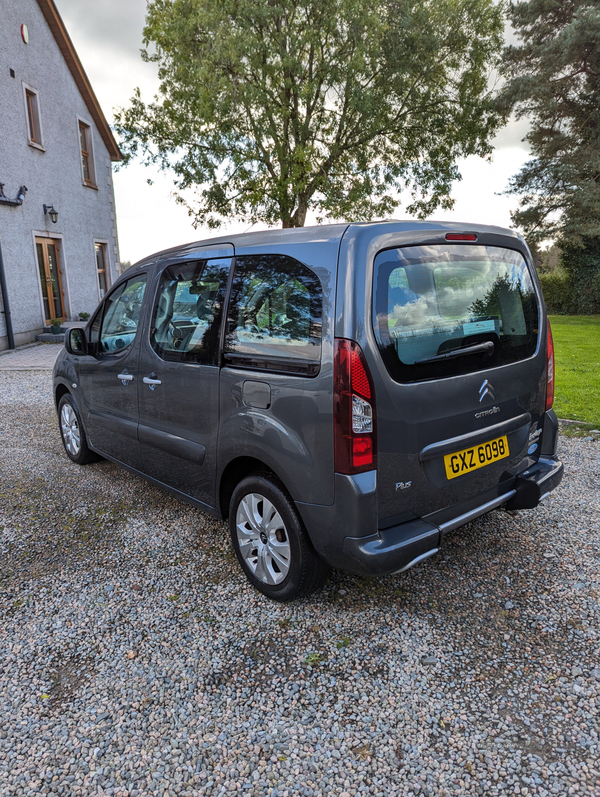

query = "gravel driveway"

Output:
[[1, 371, 599, 797]]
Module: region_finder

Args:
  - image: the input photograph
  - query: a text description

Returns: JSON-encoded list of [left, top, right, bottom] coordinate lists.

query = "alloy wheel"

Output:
[[235, 493, 291, 585], [60, 402, 81, 457]]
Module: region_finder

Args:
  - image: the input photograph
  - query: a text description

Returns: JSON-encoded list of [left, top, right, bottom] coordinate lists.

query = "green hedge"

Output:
[[538, 272, 576, 314], [562, 267, 600, 315], [559, 241, 600, 315], [538, 240, 600, 314]]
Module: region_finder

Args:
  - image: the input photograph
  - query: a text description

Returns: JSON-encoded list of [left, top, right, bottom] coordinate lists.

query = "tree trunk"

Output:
[[287, 195, 308, 228]]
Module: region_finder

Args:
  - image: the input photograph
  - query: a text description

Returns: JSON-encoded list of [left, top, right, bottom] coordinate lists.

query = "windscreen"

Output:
[[373, 244, 539, 382]]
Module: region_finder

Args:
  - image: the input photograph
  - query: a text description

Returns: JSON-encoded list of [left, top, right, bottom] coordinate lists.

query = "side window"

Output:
[[224, 254, 322, 375], [150, 258, 230, 365], [98, 275, 147, 352]]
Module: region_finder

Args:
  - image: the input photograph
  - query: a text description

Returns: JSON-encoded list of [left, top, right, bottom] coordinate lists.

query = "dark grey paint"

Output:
[[135, 256, 229, 507], [218, 363, 334, 506], [53, 220, 563, 579], [137, 354, 220, 506], [76, 341, 143, 469], [216, 236, 339, 508], [243, 381, 272, 409], [335, 223, 549, 528]]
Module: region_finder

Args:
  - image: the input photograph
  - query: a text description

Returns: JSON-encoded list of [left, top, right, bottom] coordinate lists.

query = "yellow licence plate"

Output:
[[444, 435, 509, 480]]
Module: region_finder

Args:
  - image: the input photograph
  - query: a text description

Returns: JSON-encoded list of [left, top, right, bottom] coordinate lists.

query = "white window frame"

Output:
[[77, 117, 97, 188], [22, 83, 45, 150], [93, 239, 111, 300]]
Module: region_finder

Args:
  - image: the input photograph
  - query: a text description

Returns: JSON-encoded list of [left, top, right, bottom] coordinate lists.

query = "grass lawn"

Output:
[[549, 315, 600, 428]]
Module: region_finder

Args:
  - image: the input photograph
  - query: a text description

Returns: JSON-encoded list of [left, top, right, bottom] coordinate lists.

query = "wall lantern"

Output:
[[43, 204, 58, 223]]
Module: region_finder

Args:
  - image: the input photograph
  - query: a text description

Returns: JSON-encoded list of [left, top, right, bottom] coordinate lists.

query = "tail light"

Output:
[[445, 233, 477, 242], [334, 338, 377, 474], [546, 321, 555, 411]]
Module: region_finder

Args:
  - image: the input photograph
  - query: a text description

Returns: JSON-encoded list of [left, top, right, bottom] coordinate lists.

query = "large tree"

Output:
[[500, 0, 600, 247], [115, 0, 504, 228]]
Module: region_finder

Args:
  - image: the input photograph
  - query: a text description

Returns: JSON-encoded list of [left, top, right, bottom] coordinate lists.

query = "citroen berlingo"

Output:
[[54, 221, 563, 600]]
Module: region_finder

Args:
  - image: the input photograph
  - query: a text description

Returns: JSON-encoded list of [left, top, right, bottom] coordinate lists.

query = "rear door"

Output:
[[136, 256, 232, 507], [369, 240, 545, 527]]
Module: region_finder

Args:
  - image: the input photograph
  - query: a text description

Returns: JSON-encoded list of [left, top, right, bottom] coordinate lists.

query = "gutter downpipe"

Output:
[[0, 242, 15, 350]]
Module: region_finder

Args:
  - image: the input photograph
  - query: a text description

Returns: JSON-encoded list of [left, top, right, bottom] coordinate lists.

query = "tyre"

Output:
[[58, 393, 99, 465], [229, 474, 330, 601]]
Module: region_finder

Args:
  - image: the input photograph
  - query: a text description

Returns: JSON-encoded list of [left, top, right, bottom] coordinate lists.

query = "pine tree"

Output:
[[500, 0, 600, 312]]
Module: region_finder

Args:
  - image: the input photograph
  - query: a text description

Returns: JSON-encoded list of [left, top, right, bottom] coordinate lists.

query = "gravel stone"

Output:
[[0, 370, 599, 796]]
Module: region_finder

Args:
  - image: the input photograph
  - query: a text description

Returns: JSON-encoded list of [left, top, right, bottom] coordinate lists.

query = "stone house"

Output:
[[0, 0, 121, 350]]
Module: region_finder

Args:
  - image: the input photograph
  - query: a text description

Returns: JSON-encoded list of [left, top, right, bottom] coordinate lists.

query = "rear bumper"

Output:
[[505, 455, 564, 510], [297, 454, 564, 577]]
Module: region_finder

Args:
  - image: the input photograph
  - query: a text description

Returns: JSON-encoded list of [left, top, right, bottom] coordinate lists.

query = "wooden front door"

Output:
[[36, 237, 65, 323]]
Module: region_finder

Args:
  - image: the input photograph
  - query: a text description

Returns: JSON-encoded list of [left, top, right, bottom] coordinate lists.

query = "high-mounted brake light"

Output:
[[334, 339, 377, 474], [546, 321, 555, 411], [445, 233, 478, 242]]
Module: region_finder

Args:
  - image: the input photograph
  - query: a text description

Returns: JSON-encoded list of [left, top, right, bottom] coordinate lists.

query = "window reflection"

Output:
[[99, 276, 147, 352], [151, 259, 230, 365], [374, 245, 538, 381], [225, 254, 322, 366]]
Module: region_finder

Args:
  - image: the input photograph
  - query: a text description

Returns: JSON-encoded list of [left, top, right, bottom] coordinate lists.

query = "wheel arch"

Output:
[[55, 382, 70, 409], [219, 456, 290, 520]]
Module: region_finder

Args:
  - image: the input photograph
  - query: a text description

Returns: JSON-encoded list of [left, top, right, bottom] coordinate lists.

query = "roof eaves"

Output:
[[36, 0, 122, 162]]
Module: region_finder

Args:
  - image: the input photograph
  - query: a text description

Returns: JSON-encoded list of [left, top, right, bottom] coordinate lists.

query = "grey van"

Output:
[[54, 221, 563, 601]]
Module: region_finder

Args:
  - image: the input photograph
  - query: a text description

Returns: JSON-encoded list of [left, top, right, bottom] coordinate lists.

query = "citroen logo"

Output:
[[479, 379, 495, 403]]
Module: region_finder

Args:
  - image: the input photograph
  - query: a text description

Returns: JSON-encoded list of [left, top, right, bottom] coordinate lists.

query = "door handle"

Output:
[[143, 375, 162, 390], [117, 373, 134, 383]]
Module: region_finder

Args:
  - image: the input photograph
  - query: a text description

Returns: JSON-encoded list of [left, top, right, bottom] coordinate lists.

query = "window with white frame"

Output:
[[24, 86, 42, 146], [79, 121, 96, 186], [95, 242, 109, 297]]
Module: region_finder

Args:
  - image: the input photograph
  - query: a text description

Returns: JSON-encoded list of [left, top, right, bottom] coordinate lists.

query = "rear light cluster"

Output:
[[546, 321, 555, 411], [334, 338, 377, 474]]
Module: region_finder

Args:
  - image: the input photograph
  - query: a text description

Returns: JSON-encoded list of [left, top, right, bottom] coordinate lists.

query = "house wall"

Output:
[[0, 0, 120, 349]]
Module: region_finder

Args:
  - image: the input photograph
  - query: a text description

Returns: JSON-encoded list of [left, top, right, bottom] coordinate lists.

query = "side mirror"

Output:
[[65, 327, 87, 356]]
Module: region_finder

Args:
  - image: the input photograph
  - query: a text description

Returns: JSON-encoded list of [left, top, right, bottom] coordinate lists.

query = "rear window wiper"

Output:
[[414, 340, 494, 365]]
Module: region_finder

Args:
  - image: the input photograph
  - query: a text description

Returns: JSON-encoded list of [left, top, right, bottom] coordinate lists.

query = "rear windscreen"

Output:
[[373, 244, 539, 382]]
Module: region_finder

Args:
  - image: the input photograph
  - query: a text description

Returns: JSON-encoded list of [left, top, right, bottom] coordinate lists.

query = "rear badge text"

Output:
[[475, 406, 500, 419]]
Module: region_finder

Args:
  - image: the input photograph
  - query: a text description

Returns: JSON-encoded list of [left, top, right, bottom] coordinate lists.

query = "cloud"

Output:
[[491, 116, 531, 153], [56, 0, 147, 63], [55, 0, 158, 115], [52, 0, 534, 262]]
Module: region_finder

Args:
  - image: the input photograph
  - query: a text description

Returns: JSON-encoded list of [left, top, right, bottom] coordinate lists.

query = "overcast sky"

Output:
[[54, 0, 533, 264]]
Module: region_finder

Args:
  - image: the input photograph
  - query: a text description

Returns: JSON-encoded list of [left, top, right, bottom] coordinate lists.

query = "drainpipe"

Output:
[[0, 242, 15, 349], [0, 183, 26, 350]]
